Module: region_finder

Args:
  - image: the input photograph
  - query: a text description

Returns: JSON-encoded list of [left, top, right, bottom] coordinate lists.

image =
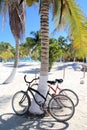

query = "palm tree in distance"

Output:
[[29, 31, 41, 59], [0, 0, 25, 84], [19, 0, 87, 114]]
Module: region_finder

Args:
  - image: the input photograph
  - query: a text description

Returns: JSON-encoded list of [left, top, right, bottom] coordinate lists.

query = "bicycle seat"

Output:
[[47, 81, 56, 85], [56, 79, 63, 83]]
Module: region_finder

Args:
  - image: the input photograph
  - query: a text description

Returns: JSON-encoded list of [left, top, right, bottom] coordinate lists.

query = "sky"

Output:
[[0, 0, 87, 47]]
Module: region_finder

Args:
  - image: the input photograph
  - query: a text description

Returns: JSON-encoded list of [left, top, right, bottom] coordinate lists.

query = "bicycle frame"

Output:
[[27, 85, 50, 108], [24, 75, 52, 108], [30, 76, 63, 96], [48, 82, 62, 95], [34, 78, 62, 96]]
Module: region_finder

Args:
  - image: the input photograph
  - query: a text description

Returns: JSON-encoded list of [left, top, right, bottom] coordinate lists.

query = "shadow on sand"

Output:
[[0, 113, 69, 130], [19, 68, 40, 74], [3, 63, 33, 68], [54, 62, 82, 71]]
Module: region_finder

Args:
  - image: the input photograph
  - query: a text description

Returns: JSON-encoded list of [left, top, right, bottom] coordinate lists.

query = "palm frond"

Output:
[[8, 0, 26, 40], [19, 0, 24, 5], [53, 0, 87, 57], [66, 0, 87, 55], [50, 0, 60, 18], [0, 1, 8, 30]]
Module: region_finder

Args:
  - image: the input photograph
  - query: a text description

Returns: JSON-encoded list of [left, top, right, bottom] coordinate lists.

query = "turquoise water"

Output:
[[19, 57, 36, 62], [7, 57, 38, 62]]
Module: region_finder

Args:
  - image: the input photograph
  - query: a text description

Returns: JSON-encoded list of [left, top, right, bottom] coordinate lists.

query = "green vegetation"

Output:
[[49, 38, 62, 71], [0, 42, 14, 62], [1, 33, 86, 70]]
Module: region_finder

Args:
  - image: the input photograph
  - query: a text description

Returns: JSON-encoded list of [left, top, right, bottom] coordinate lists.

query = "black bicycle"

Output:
[[12, 75, 75, 122]]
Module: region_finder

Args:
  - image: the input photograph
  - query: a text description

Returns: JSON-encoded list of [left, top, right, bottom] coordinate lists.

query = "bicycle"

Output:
[[12, 75, 75, 122], [47, 79, 79, 107]]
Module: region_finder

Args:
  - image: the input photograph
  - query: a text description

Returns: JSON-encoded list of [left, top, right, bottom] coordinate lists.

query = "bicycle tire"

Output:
[[59, 89, 79, 107], [12, 91, 31, 115], [48, 94, 75, 122]]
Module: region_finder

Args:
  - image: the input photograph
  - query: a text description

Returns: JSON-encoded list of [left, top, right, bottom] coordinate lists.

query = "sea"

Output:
[[1, 57, 39, 62]]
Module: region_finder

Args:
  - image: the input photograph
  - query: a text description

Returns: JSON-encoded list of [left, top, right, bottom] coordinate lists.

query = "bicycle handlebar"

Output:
[[24, 75, 39, 84]]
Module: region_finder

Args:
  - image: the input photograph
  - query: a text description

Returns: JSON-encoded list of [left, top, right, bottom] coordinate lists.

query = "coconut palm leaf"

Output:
[[52, 0, 87, 57], [0, 0, 8, 29], [8, 0, 25, 40]]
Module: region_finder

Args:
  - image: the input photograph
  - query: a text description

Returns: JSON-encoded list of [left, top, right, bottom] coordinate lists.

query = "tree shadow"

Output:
[[0, 113, 69, 130], [19, 68, 40, 74], [3, 63, 32, 68], [0, 96, 12, 109], [55, 62, 82, 71]]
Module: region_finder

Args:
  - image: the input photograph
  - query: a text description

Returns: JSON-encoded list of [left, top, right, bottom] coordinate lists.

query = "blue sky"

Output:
[[0, 0, 87, 47]]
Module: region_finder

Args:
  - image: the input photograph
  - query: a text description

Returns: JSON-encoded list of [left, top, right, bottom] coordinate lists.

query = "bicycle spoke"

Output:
[[48, 94, 75, 122]]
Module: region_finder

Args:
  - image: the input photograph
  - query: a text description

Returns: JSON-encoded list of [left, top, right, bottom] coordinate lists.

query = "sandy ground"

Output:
[[0, 61, 87, 130]]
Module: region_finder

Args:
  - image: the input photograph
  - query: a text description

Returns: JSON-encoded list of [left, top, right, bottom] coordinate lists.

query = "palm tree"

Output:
[[15, 0, 87, 114], [29, 31, 41, 59], [0, 0, 25, 84], [21, 0, 50, 114]]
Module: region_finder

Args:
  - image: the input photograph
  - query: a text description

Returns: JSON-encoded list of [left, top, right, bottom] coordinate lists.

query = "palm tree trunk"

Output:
[[29, 0, 49, 114], [14, 38, 19, 68], [2, 38, 19, 84], [37, 0, 49, 108]]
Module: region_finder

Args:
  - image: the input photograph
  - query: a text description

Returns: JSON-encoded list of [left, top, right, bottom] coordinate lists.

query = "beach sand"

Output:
[[0, 61, 87, 130]]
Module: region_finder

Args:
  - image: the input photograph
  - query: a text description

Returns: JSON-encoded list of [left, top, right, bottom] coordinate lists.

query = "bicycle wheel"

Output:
[[59, 89, 79, 107], [48, 94, 75, 122], [12, 91, 31, 115]]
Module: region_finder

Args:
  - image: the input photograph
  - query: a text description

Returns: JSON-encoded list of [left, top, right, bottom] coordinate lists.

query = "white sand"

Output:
[[0, 61, 87, 130]]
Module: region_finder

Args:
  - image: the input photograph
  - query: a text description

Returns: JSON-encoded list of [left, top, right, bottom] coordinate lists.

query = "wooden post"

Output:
[[35, 69, 37, 83], [63, 68, 65, 79], [83, 67, 85, 78]]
